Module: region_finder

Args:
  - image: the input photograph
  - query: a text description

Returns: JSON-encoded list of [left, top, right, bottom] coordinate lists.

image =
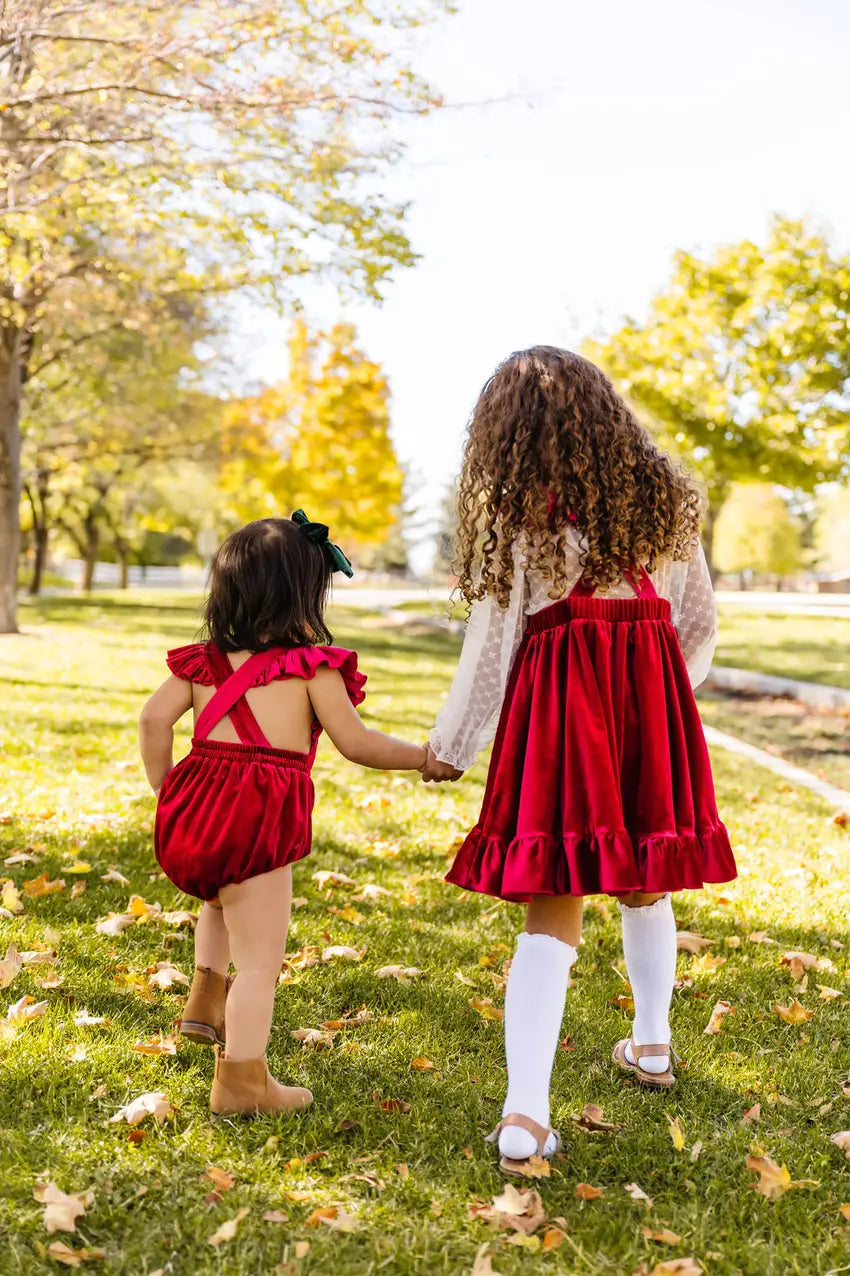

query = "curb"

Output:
[[704, 725, 850, 813], [707, 666, 850, 711]]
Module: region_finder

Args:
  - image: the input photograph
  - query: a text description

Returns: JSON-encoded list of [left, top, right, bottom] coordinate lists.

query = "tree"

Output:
[[585, 218, 850, 574], [713, 484, 803, 582], [0, 0, 451, 630], [433, 481, 459, 577], [814, 486, 850, 573], [20, 268, 220, 591], [219, 320, 403, 550]]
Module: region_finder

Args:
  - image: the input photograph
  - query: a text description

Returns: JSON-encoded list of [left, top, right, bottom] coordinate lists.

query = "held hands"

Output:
[[419, 743, 464, 785]]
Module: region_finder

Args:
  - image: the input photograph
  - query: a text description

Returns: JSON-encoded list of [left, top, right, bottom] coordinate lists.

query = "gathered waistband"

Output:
[[526, 595, 672, 634], [188, 737, 313, 772]]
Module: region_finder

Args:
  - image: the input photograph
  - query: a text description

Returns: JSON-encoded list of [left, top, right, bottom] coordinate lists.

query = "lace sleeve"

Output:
[[654, 544, 717, 688], [428, 561, 529, 771]]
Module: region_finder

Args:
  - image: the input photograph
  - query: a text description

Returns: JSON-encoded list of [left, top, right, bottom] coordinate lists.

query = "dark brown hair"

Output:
[[203, 518, 333, 651], [454, 346, 703, 607]]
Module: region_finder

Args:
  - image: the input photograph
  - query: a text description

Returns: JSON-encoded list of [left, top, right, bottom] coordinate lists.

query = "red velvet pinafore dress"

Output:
[[154, 641, 365, 901], [446, 568, 736, 901]]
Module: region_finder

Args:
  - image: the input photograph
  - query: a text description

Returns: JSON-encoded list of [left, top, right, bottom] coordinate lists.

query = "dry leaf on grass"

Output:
[[471, 1182, 546, 1233], [45, 1241, 105, 1266], [542, 1225, 568, 1250], [624, 1183, 653, 1205], [642, 1227, 682, 1244], [132, 1034, 178, 1057], [94, 913, 135, 937], [611, 994, 635, 1013], [575, 1183, 604, 1200], [321, 946, 363, 963], [640, 1262, 703, 1276], [471, 1244, 504, 1276], [773, 999, 813, 1025], [412, 1057, 435, 1071], [747, 931, 775, 944], [839, 1203, 850, 1220], [291, 1028, 335, 1049], [23, 873, 65, 898], [666, 1114, 685, 1151], [2, 882, 24, 913], [7, 995, 48, 1022], [73, 1009, 108, 1027], [780, 951, 819, 979], [101, 869, 129, 886], [747, 1154, 814, 1199], [468, 997, 503, 1022], [262, 1210, 289, 1224], [572, 1103, 625, 1133], [372, 1094, 412, 1113], [692, 953, 725, 973], [4, 852, 36, 866], [35, 971, 63, 989], [127, 894, 161, 920], [162, 909, 197, 928], [208, 1208, 249, 1247], [33, 1181, 94, 1234], [305, 1205, 361, 1232], [201, 1167, 234, 1192], [147, 962, 189, 989], [841, 1081, 850, 1098], [742, 1104, 761, 1126], [70, 882, 87, 899], [830, 1132, 850, 1159], [312, 870, 356, 890], [676, 932, 713, 954], [817, 985, 843, 1000], [704, 1000, 734, 1034], [20, 948, 58, 966], [110, 1091, 173, 1126], [327, 905, 364, 925], [64, 861, 90, 875], [0, 943, 22, 988], [358, 883, 392, 900], [374, 964, 424, 982]]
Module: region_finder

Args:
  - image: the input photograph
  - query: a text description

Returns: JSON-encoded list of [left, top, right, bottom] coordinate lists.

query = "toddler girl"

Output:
[[140, 513, 426, 1117], [422, 348, 736, 1173]]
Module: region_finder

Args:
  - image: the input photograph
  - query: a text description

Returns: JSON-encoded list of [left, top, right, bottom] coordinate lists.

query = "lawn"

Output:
[[714, 611, 850, 690], [1, 592, 849, 1276]]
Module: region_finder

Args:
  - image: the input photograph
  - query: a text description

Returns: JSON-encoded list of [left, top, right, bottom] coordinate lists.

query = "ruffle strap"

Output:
[[446, 824, 736, 902], [253, 644, 366, 707], [166, 643, 215, 685]]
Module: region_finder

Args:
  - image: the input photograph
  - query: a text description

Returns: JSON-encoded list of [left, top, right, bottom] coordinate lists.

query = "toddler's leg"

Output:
[[180, 901, 232, 1046], [219, 866, 292, 1060], [498, 895, 582, 1162], [618, 892, 676, 1074], [194, 901, 231, 973]]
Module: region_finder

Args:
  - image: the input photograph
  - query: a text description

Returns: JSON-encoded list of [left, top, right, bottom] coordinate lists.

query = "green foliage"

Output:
[[219, 320, 404, 551], [814, 486, 850, 573], [585, 217, 850, 563], [1, 594, 849, 1273], [713, 484, 803, 576]]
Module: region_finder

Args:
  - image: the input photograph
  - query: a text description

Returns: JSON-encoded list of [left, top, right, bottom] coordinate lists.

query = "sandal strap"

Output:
[[499, 1112, 552, 1156], [631, 1040, 671, 1058]]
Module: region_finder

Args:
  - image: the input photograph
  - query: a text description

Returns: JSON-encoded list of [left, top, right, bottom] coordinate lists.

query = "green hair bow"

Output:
[[291, 509, 354, 579]]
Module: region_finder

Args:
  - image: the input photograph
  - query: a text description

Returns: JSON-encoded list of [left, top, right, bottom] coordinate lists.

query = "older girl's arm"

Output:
[[139, 676, 193, 793]]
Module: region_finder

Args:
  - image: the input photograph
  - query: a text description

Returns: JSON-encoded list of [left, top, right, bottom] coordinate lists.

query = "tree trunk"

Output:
[[117, 547, 129, 590], [81, 514, 99, 592], [30, 523, 49, 595], [0, 330, 22, 632]]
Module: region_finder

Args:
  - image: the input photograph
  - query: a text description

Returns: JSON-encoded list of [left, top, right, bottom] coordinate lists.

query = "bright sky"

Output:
[[240, 0, 850, 556]]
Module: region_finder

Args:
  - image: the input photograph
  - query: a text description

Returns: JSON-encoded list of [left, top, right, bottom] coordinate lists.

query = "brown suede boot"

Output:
[[180, 967, 230, 1047], [209, 1051, 313, 1118]]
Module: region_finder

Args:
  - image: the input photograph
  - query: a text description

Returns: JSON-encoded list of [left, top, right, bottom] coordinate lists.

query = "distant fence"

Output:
[[55, 560, 207, 590]]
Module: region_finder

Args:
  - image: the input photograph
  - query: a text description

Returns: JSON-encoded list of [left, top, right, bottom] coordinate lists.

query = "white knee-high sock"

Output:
[[619, 895, 676, 1073], [499, 931, 577, 1162]]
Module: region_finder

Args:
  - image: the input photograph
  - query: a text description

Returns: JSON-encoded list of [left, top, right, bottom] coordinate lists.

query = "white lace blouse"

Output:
[[429, 528, 717, 772]]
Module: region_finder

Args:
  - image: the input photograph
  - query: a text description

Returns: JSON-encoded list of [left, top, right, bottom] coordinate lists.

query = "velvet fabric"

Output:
[[446, 570, 735, 901], [154, 641, 365, 900]]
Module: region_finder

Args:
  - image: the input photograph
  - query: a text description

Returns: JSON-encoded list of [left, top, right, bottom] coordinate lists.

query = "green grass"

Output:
[[716, 611, 850, 689], [1, 592, 849, 1276]]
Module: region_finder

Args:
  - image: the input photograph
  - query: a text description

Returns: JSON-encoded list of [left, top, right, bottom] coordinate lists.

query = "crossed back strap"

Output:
[[194, 646, 282, 746], [569, 564, 658, 600]]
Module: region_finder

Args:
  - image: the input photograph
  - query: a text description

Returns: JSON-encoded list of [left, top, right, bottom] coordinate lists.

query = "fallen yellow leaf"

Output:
[[33, 1181, 94, 1234], [23, 873, 65, 898], [772, 999, 814, 1025], [468, 997, 503, 1022], [704, 999, 734, 1034], [575, 1182, 604, 1199], [109, 1091, 173, 1126], [208, 1207, 249, 1246], [666, 1114, 685, 1152], [642, 1226, 682, 1244], [411, 1057, 435, 1071], [831, 1132, 850, 1159]]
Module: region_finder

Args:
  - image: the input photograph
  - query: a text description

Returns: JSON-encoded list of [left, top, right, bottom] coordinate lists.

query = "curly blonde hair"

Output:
[[454, 346, 703, 607]]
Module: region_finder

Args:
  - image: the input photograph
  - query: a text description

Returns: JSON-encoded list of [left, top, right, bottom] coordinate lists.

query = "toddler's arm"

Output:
[[139, 676, 193, 793], [308, 668, 426, 772]]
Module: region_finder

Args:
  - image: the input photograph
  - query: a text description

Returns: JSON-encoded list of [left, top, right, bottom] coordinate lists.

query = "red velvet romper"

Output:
[[154, 641, 365, 901], [446, 568, 736, 902]]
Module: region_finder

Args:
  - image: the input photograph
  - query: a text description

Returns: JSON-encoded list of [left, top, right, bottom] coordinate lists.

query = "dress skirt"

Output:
[[446, 593, 736, 902]]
